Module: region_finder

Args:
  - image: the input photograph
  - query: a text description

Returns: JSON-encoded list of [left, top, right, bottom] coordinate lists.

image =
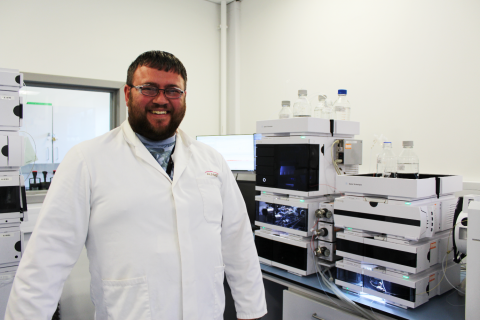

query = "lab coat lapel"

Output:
[[172, 129, 191, 187], [121, 121, 173, 181]]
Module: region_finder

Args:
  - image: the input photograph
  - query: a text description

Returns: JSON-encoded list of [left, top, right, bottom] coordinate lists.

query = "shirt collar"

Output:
[[135, 132, 176, 148]]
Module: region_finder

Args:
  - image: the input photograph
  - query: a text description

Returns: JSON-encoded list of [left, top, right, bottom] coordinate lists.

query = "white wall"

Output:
[[237, 0, 480, 181], [0, 0, 221, 138]]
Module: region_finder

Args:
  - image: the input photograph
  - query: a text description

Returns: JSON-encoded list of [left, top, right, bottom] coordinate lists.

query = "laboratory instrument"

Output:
[[255, 118, 362, 197], [335, 259, 460, 309], [0, 68, 28, 320], [255, 228, 318, 276], [0, 69, 23, 131], [336, 230, 452, 274]]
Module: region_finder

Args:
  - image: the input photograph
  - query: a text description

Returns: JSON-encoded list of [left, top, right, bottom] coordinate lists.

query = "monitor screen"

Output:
[[197, 134, 258, 171]]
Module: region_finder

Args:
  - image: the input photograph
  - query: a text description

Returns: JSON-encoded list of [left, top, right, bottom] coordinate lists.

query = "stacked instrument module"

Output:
[[0, 68, 27, 317], [333, 173, 463, 308], [254, 118, 363, 275]]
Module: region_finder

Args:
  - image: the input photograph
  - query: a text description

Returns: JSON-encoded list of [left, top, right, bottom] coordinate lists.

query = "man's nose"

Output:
[[152, 90, 169, 104]]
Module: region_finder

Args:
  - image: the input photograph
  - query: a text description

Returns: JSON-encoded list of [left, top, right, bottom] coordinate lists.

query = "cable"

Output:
[[309, 237, 378, 320], [310, 236, 343, 309], [442, 252, 465, 294], [417, 222, 461, 295], [317, 263, 378, 320], [330, 140, 342, 175]]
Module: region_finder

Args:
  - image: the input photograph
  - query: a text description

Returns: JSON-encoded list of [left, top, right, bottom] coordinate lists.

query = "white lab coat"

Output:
[[5, 121, 267, 320]]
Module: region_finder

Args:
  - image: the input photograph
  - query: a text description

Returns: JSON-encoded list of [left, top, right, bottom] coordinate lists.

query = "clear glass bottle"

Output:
[[321, 97, 335, 119], [278, 100, 293, 119], [313, 95, 325, 118], [376, 142, 397, 178], [397, 141, 419, 179], [333, 89, 351, 121], [293, 89, 311, 117]]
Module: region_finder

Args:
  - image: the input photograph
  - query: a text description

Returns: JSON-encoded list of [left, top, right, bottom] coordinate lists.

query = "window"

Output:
[[19, 73, 125, 189]]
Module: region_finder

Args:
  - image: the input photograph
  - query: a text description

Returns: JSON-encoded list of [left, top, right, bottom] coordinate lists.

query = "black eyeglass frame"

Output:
[[129, 84, 185, 99]]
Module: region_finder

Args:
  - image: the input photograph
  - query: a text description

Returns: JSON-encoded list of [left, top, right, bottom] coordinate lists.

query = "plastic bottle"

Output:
[[333, 89, 351, 121], [293, 89, 311, 117], [397, 141, 419, 179], [376, 142, 396, 178], [278, 100, 293, 119]]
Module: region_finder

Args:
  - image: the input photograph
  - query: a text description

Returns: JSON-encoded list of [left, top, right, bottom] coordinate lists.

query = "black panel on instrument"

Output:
[[255, 144, 319, 192], [0, 186, 21, 213], [336, 268, 364, 287], [336, 238, 364, 255], [364, 275, 416, 302], [364, 244, 418, 268], [254, 236, 273, 261], [272, 239, 308, 271]]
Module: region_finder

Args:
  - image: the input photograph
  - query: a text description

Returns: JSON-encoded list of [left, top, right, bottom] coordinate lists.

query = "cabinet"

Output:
[[283, 290, 366, 320]]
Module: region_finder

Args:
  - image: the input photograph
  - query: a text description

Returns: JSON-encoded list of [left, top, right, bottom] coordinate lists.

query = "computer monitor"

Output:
[[196, 134, 260, 171]]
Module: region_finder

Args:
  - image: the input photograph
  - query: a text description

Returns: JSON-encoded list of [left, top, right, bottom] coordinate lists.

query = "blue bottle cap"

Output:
[[338, 89, 347, 95]]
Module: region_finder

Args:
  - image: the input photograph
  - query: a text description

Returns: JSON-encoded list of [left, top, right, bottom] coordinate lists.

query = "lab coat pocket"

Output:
[[197, 178, 223, 224], [102, 276, 152, 320], [213, 265, 226, 320]]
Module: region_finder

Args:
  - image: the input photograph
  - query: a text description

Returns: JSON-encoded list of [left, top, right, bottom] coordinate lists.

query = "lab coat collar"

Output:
[[121, 120, 192, 185], [171, 128, 192, 188]]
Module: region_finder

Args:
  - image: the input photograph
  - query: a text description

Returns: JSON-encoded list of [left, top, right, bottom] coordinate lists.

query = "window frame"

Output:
[[22, 72, 126, 129]]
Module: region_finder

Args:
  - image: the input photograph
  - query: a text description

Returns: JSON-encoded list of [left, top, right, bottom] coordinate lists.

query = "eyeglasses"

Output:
[[130, 85, 184, 99]]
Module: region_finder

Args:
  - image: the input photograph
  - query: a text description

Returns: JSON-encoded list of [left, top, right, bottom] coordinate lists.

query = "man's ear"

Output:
[[124, 85, 131, 107]]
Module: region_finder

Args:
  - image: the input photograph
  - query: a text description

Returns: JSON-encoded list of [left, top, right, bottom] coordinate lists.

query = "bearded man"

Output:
[[5, 51, 267, 320]]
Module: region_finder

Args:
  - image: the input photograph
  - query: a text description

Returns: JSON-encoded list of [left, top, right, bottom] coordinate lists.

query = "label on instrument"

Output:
[[0, 177, 13, 181], [345, 144, 352, 149], [0, 95, 14, 100], [429, 274, 435, 282], [430, 242, 437, 250]]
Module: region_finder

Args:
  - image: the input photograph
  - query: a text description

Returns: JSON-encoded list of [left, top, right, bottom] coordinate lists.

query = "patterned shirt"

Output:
[[136, 133, 176, 179]]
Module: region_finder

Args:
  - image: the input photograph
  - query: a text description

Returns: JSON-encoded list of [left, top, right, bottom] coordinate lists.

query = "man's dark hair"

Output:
[[126, 51, 187, 88]]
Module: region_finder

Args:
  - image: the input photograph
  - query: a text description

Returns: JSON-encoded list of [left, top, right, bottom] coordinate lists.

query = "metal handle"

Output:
[[312, 313, 325, 320], [46, 147, 49, 160], [55, 147, 58, 161]]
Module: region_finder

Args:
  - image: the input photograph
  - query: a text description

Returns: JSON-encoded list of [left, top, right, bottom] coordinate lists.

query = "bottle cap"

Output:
[[403, 141, 414, 147], [298, 89, 307, 96], [318, 94, 327, 101], [281, 100, 290, 106], [338, 89, 347, 95]]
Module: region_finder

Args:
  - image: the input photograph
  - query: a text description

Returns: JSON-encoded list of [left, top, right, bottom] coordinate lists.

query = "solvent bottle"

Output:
[[293, 90, 311, 117], [376, 142, 397, 178], [397, 141, 419, 179], [333, 89, 351, 121], [278, 100, 293, 119]]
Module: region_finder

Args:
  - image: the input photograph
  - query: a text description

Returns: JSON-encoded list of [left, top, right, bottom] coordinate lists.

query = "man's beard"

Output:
[[128, 96, 186, 141]]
